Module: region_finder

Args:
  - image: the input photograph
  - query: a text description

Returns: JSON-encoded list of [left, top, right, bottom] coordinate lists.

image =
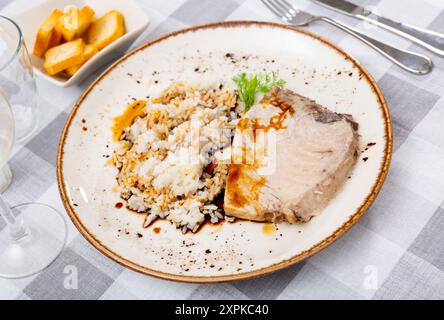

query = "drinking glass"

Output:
[[0, 92, 67, 279], [0, 86, 13, 192], [0, 15, 38, 143]]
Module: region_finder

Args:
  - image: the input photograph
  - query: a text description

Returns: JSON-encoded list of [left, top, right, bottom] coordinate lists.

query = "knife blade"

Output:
[[310, 0, 371, 17], [311, 0, 444, 56]]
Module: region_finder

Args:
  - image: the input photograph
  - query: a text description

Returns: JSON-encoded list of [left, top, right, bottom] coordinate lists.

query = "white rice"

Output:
[[113, 83, 239, 232]]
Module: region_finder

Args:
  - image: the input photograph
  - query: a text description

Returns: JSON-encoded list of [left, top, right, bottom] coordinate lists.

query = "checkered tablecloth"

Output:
[[1, 0, 443, 300]]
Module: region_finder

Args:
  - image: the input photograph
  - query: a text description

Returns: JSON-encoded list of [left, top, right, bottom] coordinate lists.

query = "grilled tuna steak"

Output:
[[224, 87, 359, 223]]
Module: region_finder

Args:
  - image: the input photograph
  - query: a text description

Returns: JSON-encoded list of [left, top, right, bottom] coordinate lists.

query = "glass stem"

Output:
[[0, 193, 27, 240]]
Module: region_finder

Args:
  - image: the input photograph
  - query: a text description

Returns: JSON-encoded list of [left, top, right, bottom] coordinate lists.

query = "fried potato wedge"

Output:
[[57, 6, 95, 41], [33, 9, 64, 57], [86, 10, 125, 50], [64, 44, 99, 76], [48, 27, 63, 49], [43, 38, 85, 75]]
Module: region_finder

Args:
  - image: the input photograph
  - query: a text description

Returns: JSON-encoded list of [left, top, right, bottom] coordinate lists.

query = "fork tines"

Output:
[[261, 0, 297, 21]]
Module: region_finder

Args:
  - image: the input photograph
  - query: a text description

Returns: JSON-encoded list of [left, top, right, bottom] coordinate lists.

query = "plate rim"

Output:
[[57, 20, 393, 283]]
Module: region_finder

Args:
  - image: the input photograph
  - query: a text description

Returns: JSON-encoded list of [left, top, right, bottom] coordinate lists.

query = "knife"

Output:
[[311, 0, 444, 56]]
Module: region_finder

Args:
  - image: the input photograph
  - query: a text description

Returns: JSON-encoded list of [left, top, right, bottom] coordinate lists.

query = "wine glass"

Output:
[[0, 91, 67, 279], [0, 15, 38, 143]]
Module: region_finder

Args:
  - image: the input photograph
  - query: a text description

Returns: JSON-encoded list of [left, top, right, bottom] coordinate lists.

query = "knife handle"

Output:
[[320, 16, 433, 75], [363, 13, 444, 56]]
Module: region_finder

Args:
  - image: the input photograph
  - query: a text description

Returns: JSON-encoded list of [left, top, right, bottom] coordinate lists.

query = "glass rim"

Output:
[[0, 15, 23, 72]]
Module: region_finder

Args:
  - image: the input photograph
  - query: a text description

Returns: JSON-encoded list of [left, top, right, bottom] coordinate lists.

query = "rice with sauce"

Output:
[[113, 82, 240, 233]]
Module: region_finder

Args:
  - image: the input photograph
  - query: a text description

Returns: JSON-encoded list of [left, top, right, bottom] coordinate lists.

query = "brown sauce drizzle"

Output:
[[203, 160, 217, 175], [213, 189, 225, 211], [112, 100, 147, 140], [262, 224, 277, 235], [242, 90, 295, 143], [226, 164, 266, 208], [251, 109, 289, 137]]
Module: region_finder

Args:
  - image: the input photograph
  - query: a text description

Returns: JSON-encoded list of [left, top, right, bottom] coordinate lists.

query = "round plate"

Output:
[[57, 21, 392, 283]]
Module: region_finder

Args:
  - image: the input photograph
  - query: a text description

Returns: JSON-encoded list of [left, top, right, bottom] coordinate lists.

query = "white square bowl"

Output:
[[12, 0, 149, 87]]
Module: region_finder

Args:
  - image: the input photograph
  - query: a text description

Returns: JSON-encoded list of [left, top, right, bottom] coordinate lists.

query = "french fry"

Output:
[[64, 44, 99, 76], [57, 5, 95, 41], [86, 10, 125, 50], [33, 9, 64, 57], [43, 39, 85, 75]]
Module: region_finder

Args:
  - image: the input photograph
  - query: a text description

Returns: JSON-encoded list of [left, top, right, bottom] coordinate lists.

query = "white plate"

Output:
[[12, 0, 149, 87], [57, 21, 392, 283]]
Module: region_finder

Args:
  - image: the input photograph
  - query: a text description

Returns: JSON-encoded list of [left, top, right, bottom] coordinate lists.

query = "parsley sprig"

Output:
[[232, 71, 286, 112]]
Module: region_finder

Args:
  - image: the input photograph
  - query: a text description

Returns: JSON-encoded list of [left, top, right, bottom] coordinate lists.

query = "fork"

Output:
[[261, 0, 433, 75]]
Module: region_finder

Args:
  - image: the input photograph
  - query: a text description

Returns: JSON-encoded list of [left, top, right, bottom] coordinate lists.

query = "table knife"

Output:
[[311, 0, 444, 56]]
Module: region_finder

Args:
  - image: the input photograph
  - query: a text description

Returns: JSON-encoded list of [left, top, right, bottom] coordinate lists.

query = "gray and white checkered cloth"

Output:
[[1, 0, 443, 300]]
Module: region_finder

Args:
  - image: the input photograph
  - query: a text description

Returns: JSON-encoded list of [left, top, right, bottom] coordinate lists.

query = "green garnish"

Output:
[[232, 71, 286, 112]]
